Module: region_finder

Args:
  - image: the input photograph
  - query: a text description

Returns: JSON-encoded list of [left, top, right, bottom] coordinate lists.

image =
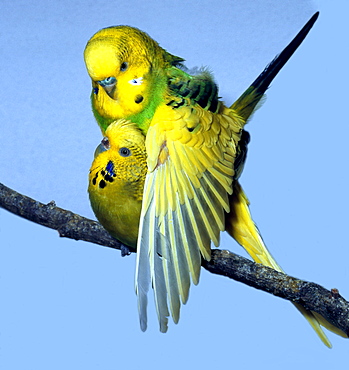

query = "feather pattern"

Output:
[[225, 181, 344, 347], [86, 13, 347, 347], [135, 104, 245, 331]]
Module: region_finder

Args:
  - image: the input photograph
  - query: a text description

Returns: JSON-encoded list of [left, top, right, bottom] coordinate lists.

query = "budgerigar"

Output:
[[85, 12, 346, 346]]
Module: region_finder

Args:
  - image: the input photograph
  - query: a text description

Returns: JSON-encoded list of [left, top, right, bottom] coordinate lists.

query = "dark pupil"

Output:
[[119, 147, 131, 157], [120, 62, 128, 72]]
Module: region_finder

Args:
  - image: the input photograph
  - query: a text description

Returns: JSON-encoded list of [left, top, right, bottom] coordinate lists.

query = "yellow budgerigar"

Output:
[[85, 12, 347, 345], [88, 119, 146, 248]]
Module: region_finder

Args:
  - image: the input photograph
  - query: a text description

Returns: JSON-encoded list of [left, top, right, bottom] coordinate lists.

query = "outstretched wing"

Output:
[[135, 103, 245, 332]]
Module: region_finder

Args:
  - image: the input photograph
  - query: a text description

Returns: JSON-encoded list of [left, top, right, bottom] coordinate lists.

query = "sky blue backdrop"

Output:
[[1, 1, 348, 369]]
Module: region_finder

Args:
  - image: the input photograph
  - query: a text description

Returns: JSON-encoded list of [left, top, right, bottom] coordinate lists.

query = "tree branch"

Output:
[[1, 181, 348, 336]]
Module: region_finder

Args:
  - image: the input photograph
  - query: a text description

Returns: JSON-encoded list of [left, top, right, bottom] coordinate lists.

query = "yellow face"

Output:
[[89, 119, 147, 195], [88, 119, 147, 246], [84, 26, 160, 120]]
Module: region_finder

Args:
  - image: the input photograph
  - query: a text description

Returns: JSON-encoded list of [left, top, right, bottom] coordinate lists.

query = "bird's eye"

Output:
[[119, 147, 131, 157], [120, 62, 128, 72], [101, 137, 110, 150]]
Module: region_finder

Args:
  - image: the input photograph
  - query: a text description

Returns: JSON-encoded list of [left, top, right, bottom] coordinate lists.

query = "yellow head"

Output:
[[84, 26, 184, 128], [88, 119, 147, 247]]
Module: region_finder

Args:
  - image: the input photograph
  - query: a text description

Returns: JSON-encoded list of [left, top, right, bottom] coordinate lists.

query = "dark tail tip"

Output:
[[231, 12, 319, 120], [252, 11, 319, 95]]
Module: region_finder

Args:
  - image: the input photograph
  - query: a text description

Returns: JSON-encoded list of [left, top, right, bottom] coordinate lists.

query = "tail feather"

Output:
[[230, 12, 319, 121], [225, 181, 348, 347], [224, 12, 348, 346]]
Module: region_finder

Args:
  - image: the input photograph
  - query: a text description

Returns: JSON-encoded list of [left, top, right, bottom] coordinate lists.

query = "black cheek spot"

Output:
[[93, 87, 99, 95], [187, 127, 195, 132], [104, 174, 114, 183], [101, 170, 106, 176], [99, 179, 106, 189], [135, 95, 144, 104], [92, 172, 98, 185]]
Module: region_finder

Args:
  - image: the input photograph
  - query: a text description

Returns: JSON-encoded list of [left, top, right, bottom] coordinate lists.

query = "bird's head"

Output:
[[92, 119, 147, 187], [84, 26, 184, 125]]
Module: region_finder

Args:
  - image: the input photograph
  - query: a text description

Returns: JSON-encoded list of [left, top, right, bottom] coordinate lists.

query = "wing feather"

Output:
[[166, 204, 191, 303], [152, 219, 170, 332], [159, 217, 181, 324], [135, 174, 152, 332], [181, 195, 210, 281], [135, 104, 245, 330]]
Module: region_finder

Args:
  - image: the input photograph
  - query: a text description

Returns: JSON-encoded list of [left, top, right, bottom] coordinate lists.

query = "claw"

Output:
[[120, 244, 131, 257]]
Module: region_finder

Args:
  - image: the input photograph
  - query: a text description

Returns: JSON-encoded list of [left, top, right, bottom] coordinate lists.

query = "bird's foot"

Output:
[[120, 244, 131, 257]]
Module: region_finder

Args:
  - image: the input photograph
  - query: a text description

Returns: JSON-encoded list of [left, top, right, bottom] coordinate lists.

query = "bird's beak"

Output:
[[97, 77, 117, 99], [94, 142, 107, 158]]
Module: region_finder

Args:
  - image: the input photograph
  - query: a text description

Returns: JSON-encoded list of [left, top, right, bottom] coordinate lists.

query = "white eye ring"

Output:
[[128, 77, 143, 86]]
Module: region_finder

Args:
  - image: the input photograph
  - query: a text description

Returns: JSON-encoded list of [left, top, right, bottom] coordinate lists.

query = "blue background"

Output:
[[1, 0, 348, 368]]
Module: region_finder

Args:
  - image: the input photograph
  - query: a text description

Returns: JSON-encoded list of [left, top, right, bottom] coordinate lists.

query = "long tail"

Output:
[[230, 12, 319, 121], [226, 181, 348, 347]]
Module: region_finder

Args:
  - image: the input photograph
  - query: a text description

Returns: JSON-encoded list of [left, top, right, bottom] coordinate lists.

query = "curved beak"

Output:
[[94, 142, 107, 158], [97, 76, 117, 99]]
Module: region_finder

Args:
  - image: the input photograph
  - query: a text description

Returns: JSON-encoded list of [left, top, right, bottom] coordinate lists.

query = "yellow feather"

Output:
[[85, 13, 347, 346], [226, 181, 348, 347], [88, 119, 146, 248]]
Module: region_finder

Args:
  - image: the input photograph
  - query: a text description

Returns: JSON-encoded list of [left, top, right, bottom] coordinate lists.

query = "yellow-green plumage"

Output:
[[89, 116, 347, 342], [88, 120, 146, 247], [85, 13, 346, 345], [84, 25, 184, 134]]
